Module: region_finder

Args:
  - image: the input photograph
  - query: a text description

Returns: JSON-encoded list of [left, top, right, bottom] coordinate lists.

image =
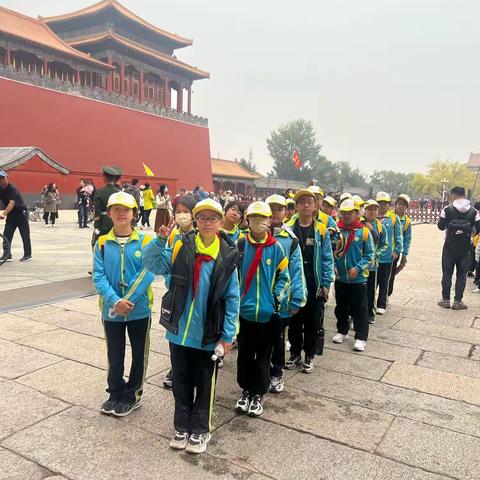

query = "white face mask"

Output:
[[175, 212, 192, 228], [248, 217, 269, 234]]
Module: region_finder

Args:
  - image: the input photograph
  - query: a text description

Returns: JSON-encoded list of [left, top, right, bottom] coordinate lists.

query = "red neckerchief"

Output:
[[193, 255, 213, 298], [338, 219, 364, 254], [242, 231, 276, 298]]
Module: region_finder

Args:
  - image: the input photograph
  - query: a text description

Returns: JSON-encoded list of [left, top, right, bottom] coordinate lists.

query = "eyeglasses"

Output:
[[297, 200, 315, 206], [196, 216, 221, 224]]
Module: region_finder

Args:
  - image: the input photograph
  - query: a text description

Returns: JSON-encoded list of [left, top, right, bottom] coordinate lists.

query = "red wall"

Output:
[[0, 78, 212, 193]]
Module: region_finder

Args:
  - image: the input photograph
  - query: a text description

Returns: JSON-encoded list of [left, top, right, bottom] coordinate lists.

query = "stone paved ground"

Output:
[[1, 223, 480, 479]]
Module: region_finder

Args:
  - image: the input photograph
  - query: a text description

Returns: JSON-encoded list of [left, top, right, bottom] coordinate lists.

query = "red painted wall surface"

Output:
[[0, 78, 212, 194]]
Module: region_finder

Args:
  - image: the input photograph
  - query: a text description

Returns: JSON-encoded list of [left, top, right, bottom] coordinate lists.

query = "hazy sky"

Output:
[[5, 0, 480, 175]]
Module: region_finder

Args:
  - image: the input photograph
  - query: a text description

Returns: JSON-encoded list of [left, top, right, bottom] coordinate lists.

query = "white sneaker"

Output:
[[376, 308, 386, 315], [332, 333, 348, 344], [185, 432, 211, 454], [170, 431, 189, 450], [473, 288, 480, 293], [353, 339, 367, 352]]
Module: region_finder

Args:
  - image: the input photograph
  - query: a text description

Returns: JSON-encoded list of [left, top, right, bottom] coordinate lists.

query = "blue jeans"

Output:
[[78, 204, 88, 227]]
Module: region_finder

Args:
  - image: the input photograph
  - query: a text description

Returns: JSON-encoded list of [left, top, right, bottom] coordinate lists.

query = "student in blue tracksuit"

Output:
[[376, 191, 403, 314], [143, 198, 240, 455], [93, 191, 155, 417], [221, 200, 245, 242], [266, 194, 307, 393], [332, 198, 375, 352], [362, 200, 389, 324], [388, 194, 412, 297], [235, 201, 290, 417], [284, 189, 334, 373]]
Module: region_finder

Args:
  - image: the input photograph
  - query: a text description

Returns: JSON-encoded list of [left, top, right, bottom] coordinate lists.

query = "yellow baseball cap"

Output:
[[397, 194, 411, 206], [339, 192, 352, 203], [294, 189, 316, 203], [364, 199, 379, 209], [107, 191, 137, 209], [307, 185, 324, 197], [323, 196, 337, 207], [376, 191, 391, 203], [339, 198, 359, 212], [266, 194, 287, 207], [352, 195, 365, 206], [286, 198, 295, 206], [246, 201, 272, 217], [193, 198, 223, 218]]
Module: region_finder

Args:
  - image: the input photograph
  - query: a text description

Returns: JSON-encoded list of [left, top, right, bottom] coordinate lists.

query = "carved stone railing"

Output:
[[0, 65, 208, 127]]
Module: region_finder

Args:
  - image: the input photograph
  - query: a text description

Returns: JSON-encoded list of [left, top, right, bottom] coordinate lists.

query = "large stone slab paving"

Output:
[[0, 380, 67, 440], [0, 339, 62, 379], [312, 347, 392, 380], [52, 298, 101, 316], [393, 317, 480, 344], [381, 362, 480, 406], [17, 360, 108, 411], [387, 302, 479, 324], [377, 417, 480, 480], [367, 324, 472, 357], [2, 406, 265, 480], [209, 417, 447, 480], [15, 329, 171, 377], [288, 368, 480, 438], [417, 351, 480, 380], [471, 345, 480, 361], [121, 383, 236, 437], [14, 308, 104, 339], [0, 447, 51, 480], [0, 313, 57, 340], [260, 386, 393, 452], [325, 337, 422, 364], [12, 304, 64, 318]]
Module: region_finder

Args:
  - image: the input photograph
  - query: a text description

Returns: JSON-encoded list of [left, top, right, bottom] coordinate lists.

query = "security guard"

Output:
[[92, 166, 122, 247]]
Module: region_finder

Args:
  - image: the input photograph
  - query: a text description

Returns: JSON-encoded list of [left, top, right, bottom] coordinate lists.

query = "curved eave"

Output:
[[70, 32, 209, 80], [43, 0, 192, 49], [0, 147, 70, 174]]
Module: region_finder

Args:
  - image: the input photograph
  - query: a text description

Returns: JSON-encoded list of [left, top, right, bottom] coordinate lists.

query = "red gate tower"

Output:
[[0, 0, 212, 203]]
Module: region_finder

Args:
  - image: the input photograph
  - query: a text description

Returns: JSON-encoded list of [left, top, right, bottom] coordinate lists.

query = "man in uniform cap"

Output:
[[92, 166, 122, 247]]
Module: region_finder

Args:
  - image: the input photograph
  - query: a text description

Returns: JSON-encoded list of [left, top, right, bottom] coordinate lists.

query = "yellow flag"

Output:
[[143, 163, 155, 177]]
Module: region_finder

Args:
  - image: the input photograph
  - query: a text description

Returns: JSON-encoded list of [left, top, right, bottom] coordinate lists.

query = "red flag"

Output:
[[292, 150, 302, 169]]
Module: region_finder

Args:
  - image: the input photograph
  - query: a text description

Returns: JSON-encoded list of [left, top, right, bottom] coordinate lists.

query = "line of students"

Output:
[[92, 186, 412, 456]]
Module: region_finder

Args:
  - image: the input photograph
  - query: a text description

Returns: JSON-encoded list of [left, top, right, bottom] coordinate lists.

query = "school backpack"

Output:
[[444, 205, 477, 251]]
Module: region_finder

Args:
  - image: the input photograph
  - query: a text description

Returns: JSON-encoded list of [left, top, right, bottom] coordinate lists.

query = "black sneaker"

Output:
[[0, 254, 12, 264], [19, 255, 32, 262], [285, 354, 302, 370], [163, 369, 173, 389], [269, 376, 284, 393], [248, 394, 263, 417], [235, 390, 250, 414], [100, 399, 117, 415], [369, 316, 376, 324], [452, 301, 467, 310], [112, 398, 143, 417], [301, 356, 314, 374]]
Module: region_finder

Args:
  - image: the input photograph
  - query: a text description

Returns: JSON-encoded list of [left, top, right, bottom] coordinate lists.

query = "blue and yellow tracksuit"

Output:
[[399, 215, 412, 257], [93, 228, 155, 405], [284, 217, 334, 290], [93, 229, 155, 321], [335, 226, 375, 284], [221, 225, 244, 243], [368, 218, 389, 272], [379, 210, 403, 264], [273, 227, 307, 318], [142, 235, 240, 351], [239, 234, 290, 322]]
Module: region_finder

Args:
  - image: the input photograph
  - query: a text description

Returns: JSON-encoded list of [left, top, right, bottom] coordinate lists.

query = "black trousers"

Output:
[[103, 317, 151, 403], [270, 318, 290, 378], [388, 257, 399, 297], [289, 293, 325, 358], [334, 281, 369, 341], [441, 247, 469, 302], [367, 271, 377, 318], [170, 343, 217, 434], [376, 262, 392, 309], [3, 208, 32, 257], [43, 211, 56, 225], [142, 209, 152, 227], [237, 317, 273, 395]]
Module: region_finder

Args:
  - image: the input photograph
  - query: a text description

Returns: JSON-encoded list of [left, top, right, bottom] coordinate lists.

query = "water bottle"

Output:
[[211, 343, 224, 362]]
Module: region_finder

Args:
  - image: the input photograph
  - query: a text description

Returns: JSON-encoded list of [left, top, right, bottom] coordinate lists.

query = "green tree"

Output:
[[238, 158, 257, 173], [267, 119, 330, 182], [411, 160, 475, 197], [331, 161, 367, 191], [369, 170, 414, 195]]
